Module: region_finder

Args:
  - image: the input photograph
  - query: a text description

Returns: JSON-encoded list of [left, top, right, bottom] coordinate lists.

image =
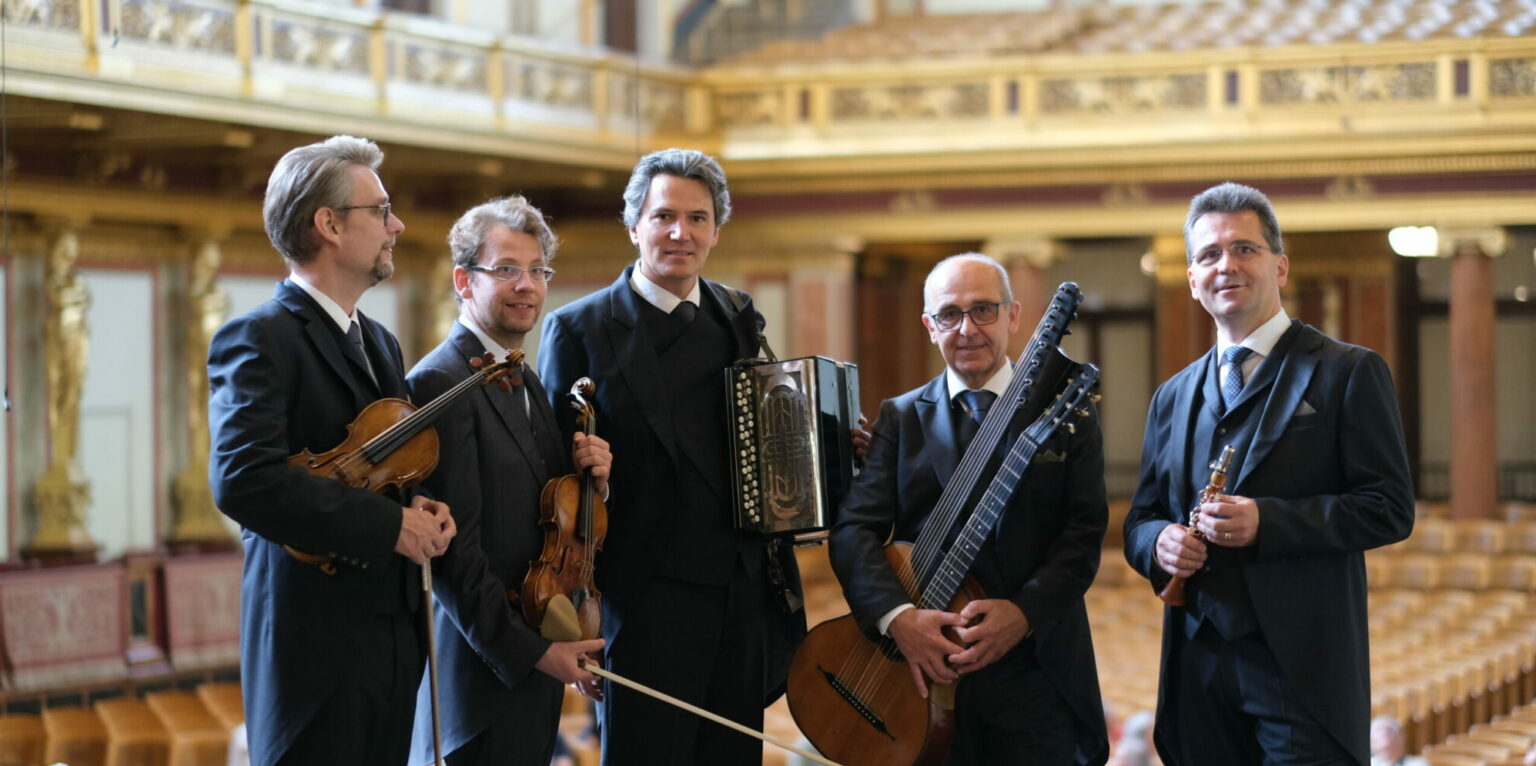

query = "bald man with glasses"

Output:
[[829, 252, 1110, 765]]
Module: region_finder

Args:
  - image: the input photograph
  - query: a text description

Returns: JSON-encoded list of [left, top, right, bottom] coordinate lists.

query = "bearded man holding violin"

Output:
[[405, 195, 611, 766], [208, 135, 458, 766]]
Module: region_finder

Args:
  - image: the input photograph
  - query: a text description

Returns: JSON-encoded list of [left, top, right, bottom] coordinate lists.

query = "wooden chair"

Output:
[[1453, 520, 1508, 555], [1491, 555, 1536, 590], [193, 683, 244, 731], [0, 713, 45, 766], [1404, 518, 1455, 554], [41, 706, 108, 766], [1440, 554, 1493, 590], [145, 691, 229, 766], [1382, 554, 1442, 589], [94, 698, 170, 766], [1505, 521, 1536, 555]]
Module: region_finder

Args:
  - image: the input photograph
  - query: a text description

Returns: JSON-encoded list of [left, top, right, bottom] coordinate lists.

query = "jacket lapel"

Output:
[[605, 268, 680, 464], [917, 376, 961, 488], [445, 323, 550, 481], [356, 310, 399, 399], [1232, 322, 1318, 489], [273, 280, 372, 410], [1169, 350, 1211, 517]]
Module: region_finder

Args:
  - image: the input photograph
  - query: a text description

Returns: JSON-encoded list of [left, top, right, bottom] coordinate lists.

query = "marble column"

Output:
[[1443, 228, 1507, 520]]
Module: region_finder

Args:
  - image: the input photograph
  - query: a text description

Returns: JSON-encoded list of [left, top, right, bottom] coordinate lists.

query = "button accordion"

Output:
[[726, 356, 860, 542]]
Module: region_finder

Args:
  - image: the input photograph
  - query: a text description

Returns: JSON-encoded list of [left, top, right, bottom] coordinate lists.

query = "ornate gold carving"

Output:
[[1325, 175, 1375, 200], [831, 81, 989, 121], [119, 0, 236, 54], [171, 238, 233, 545], [403, 43, 487, 92], [512, 58, 593, 109], [271, 21, 368, 74], [1260, 63, 1435, 104], [1041, 73, 1205, 114], [609, 78, 685, 132], [1490, 58, 1536, 99], [3, 0, 79, 31], [717, 90, 783, 127], [29, 223, 97, 557]]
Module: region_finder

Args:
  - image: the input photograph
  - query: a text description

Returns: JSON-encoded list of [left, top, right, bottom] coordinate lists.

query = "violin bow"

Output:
[[579, 661, 841, 766], [423, 563, 444, 765]]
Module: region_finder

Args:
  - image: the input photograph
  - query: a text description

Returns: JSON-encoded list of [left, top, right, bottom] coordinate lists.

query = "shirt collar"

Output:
[[946, 360, 1013, 403], [629, 262, 701, 314], [457, 314, 510, 360], [288, 272, 355, 334], [1217, 307, 1290, 361]]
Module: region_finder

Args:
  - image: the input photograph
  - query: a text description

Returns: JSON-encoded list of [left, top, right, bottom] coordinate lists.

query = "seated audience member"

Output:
[[1108, 711, 1160, 766]]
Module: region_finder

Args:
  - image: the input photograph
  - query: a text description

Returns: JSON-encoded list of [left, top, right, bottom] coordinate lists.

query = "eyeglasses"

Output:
[[927, 302, 1006, 332], [1191, 242, 1269, 266], [335, 203, 393, 221], [466, 264, 557, 283]]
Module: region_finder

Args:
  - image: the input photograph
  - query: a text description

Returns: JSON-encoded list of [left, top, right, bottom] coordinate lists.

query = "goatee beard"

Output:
[[369, 256, 395, 285]]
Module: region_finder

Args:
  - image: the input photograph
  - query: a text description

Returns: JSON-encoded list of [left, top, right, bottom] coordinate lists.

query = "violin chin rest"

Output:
[[540, 594, 582, 642]]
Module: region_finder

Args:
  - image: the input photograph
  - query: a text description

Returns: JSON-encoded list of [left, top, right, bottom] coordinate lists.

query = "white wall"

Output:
[[80, 270, 157, 560]]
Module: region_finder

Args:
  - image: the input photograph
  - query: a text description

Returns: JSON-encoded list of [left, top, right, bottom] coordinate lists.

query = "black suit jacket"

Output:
[[1123, 320, 1414, 765], [829, 371, 1110, 765], [538, 266, 806, 701], [207, 279, 415, 766], [405, 322, 570, 765]]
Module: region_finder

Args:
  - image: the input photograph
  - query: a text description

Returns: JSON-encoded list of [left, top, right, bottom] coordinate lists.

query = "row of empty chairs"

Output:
[[721, 0, 1536, 66], [0, 683, 241, 766]]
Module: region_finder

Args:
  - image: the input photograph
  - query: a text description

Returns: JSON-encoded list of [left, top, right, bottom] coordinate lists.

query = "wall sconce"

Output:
[[1388, 226, 1439, 257]]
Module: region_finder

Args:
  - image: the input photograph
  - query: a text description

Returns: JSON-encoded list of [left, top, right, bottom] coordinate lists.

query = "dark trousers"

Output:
[[1168, 621, 1352, 766], [600, 564, 767, 765], [444, 677, 564, 766], [278, 614, 424, 766], [945, 645, 1080, 766]]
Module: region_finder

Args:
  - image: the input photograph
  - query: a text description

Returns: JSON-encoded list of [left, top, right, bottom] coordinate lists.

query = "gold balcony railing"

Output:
[[4, 0, 1535, 167]]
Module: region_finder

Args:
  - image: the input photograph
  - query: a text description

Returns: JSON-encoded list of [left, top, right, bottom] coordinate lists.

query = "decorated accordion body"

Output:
[[726, 356, 860, 541]]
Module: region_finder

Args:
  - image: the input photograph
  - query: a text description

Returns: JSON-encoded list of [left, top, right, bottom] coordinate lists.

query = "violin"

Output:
[[282, 348, 521, 766], [283, 349, 522, 569], [520, 377, 607, 643]]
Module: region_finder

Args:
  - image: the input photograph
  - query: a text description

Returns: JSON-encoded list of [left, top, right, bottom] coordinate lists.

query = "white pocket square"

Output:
[[1293, 400, 1317, 417]]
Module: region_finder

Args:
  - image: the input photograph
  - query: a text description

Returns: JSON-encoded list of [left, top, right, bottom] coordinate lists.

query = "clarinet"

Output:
[[1158, 444, 1236, 606]]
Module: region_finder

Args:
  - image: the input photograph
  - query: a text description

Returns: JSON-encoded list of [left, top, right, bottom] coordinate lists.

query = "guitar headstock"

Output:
[[1044, 363, 1102, 436], [1016, 282, 1084, 391], [468, 348, 526, 391]]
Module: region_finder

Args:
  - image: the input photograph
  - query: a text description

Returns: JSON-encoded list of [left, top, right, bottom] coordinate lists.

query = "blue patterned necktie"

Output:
[[1221, 345, 1254, 408]]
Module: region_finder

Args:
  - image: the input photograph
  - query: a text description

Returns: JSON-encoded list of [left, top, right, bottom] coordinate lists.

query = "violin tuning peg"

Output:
[[497, 378, 511, 392], [468, 356, 483, 369]]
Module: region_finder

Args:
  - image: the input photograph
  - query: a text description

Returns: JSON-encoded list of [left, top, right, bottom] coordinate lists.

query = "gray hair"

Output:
[[620, 148, 732, 228], [1370, 716, 1405, 737], [448, 195, 559, 269], [923, 252, 1014, 311], [1183, 182, 1285, 263], [263, 135, 384, 263]]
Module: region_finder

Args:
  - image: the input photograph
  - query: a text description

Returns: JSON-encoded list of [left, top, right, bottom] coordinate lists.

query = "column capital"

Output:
[[1147, 233, 1190, 287], [1438, 227, 1509, 258], [984, 236, 1063, 270]]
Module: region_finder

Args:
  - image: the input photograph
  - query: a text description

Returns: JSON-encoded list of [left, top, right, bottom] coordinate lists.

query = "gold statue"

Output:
[[171, 238, 234, 544], [29, 224, 97, 556]]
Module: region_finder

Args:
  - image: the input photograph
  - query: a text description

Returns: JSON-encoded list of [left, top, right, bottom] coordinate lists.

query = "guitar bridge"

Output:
[[818, 665, 894, 740]]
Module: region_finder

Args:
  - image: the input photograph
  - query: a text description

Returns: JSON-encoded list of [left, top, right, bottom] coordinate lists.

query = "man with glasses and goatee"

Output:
[[208, 135, 456, 766], [829, 252, 1111, 765], [405, 196, 610, 766]]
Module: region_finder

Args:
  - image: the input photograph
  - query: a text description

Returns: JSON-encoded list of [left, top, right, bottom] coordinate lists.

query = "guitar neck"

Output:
[[917, 421, 1048, 611]]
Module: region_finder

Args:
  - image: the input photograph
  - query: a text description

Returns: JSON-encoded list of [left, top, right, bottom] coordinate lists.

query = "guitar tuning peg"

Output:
[[1077, 408, 1090, 418], [1066, 422, 1076, 435], [1091, 394, 1103, 403]]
